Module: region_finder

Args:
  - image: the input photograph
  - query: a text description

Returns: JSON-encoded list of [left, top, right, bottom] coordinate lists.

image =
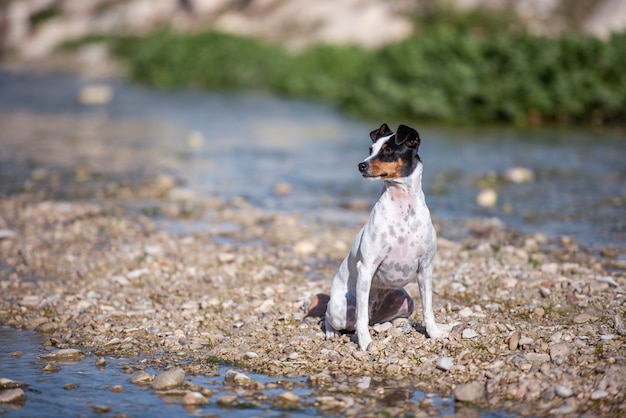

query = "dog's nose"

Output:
[[358, 162, 368, 172]]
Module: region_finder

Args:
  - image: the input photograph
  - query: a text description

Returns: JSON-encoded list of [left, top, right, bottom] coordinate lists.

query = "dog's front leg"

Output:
[[417, 262, 447, 339], [355, 260, 374, 350]]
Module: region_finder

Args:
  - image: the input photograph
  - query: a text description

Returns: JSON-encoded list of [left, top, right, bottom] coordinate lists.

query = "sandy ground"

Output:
[[0, 163, 625, 417]]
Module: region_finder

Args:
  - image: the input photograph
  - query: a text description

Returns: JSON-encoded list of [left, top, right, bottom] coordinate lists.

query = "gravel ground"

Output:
[[1, 168, 625, 417]]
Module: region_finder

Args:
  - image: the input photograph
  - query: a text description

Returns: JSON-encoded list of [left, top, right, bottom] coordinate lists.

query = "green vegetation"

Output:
[[110, 12, 626, 126]]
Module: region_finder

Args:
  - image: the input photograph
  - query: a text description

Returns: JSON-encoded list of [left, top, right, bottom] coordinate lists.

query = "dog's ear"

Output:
[[369, 123, 393, 143], [395, 124, 420, 148]]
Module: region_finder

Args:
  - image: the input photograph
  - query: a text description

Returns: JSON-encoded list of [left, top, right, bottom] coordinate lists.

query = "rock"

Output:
[[19, 295, 40, 307], [372, 322, 393, 334], [78, 84, 113, 105], [91, 405, 112, 413], [273, 182, 293, 196], [109, 385, 123, 393], [550, 344, 570, 362], [294, 240, 316, 255], [454, 381, 485, 402], [504, 167, 534, 183], [152, 368, 185, 390], [34, 322, 57, 334], [40, 349, 85, 361], [243, 351, 259, 359], [130, 370, 153, 385], [550, 406, 576, 414], [0, 229, 16, 239], [509, 330, 521, 350], [458, 307, 473, 318], [573, 313, 593, 324], [277, 391, 300, 407], [96, 357, 107, 367], [0, 378, 28, 389], [43, 363, 61, 372], [436, 357, 453, 371], [525, 353, 550, 363], [224, 369, 250, 385], [63, 383, 79, 390], [0, 388, 26, 404], [590, 389, 608, 400], [216, 395, 238, 406], [555, 385, 573, 398], [182, 391, 208, 405], [476, 189, 497, 207], [462, 328, 477, 339]]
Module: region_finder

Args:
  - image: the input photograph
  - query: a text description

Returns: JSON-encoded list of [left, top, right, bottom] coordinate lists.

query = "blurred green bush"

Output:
[[112, 20, 626, 126]]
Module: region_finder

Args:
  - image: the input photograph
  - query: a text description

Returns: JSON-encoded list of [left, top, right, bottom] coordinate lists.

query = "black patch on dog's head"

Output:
[[370, 123, 393, 143]]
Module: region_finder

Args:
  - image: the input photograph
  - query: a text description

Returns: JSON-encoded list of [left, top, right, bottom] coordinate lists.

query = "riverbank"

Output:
[[1, 160, 625, 416]]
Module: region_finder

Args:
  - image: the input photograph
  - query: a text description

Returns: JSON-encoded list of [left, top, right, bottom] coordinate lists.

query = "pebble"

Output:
[[244, 351, 259, 359], [555, 385, 573, 398], [43, 363, 61, 372], [277, 391, 300, 407], [96, 357, 107, 367], [590, 389, 608, 400], [216, 395, 238, 406], [504, 167, 534, 183], [151, 368, 185, 390], [0, 229, 16, 239], [462, 329, 477, 339], [293, 240, 316, 255], [454, 381, 485, 402], [509, 330, 521, 350], [0, 378, 28, 389], [182, 391, 208, 405], [0, 388, 26, 404], [476, 189, 497, 207], [78, 84, 113, 105], [109, 385, 123, 393], [549, 344, 570, 362], [550, 406, 576, 414], [40, 348, 85, 361], [224, 369, 250, 385], [573, 313, 593, 324], [34, 322, 57, 334], [130, 370, 153, 385], [458, 307, 473, 318], [372, 322, 393, 333], [436, 357, 453, 371]]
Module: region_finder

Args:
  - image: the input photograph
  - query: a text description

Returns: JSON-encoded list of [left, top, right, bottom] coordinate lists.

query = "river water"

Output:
[[1, 69, 625, 249], [0, 69, 624, 417]]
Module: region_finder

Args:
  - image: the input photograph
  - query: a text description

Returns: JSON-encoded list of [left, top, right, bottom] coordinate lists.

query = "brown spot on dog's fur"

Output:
[[368, 159, 404, 178]]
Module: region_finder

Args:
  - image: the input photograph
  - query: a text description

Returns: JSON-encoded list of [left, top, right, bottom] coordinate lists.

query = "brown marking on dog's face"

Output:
[[367, 157, 405, 178]]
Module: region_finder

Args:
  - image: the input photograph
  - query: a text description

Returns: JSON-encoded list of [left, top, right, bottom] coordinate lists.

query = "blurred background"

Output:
[[0, 0, 625, 249]]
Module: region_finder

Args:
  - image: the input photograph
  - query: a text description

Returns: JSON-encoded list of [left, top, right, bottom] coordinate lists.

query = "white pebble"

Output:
[[462, 329, 477, 339], [436, 357, 453, 371]]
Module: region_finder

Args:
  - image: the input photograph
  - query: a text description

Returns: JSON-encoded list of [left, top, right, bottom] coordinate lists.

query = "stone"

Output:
[[454, 381, 485, 402], [216, 395, 238, 406], [372, 322, 393, 334], [40, 349, 85, 361], [182, 391, 208, 405], [244, 351, 258, 359], [476, 189, 497, 207], [590, 389, 608, 400], [509, 330, 521, 350], [277, 391, 300, 407], [34, 322, 57, 334], [293, 240, 316, 255], [555, 385, 573, 398], [152, 368, 185, 390], [462, 328, 477, 339], [458, 307, 473, 318], [130, 370, 153, 385], [0, 388, 26, 404], [504, 167, 534, 183], [224, 369, 250, 385], [550, 344, 570, 361], [436, 357, 453, 371], [78, 84, 113, 105], [0, 378, 28, 389], [573, 313, 593, 324]]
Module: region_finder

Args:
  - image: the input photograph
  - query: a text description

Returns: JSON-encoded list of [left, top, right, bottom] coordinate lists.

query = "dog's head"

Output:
[[358, 123, 421, 180]]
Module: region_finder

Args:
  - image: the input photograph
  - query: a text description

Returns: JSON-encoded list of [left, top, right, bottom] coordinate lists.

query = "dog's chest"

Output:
[[370, 196, 435, 288]]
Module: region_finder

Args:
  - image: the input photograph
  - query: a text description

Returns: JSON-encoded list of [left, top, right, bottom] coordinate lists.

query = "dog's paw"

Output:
[[324, 319, 341, 340], [426, 324, 448, 340], [357, 332, 373, 351]]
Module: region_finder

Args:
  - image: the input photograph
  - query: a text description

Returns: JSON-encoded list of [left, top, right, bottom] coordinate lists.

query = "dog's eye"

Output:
[[383, 147, 393, 155], [368, 146, 373, 155]]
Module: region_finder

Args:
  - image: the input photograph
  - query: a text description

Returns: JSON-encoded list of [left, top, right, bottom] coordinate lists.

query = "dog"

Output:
[[323, 123, 447, 350]]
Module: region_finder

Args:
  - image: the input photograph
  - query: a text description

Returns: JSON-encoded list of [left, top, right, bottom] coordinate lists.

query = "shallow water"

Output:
[[0, 327, 473, 417], [0, 69, 625, 249]]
